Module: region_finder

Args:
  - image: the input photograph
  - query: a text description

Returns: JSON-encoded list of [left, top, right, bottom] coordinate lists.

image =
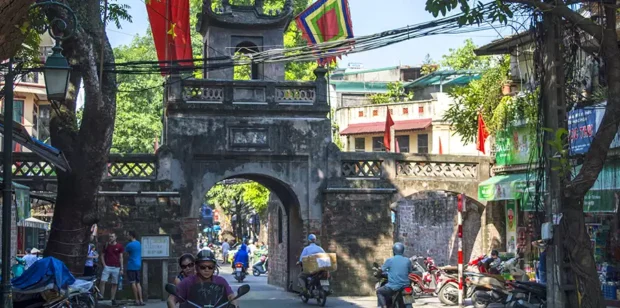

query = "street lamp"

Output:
[[2, 2, 76, 307], [43, 43, 71, 101]]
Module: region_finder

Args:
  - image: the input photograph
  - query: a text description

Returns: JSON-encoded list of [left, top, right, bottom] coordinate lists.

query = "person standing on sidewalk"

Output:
[[99, 233, 124, 306], [126, 231, 145, 306]]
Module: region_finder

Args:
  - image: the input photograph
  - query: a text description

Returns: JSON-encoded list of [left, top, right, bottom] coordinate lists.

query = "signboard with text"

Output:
[[141, 235, 170, 259], [568, 102, 620, 155]]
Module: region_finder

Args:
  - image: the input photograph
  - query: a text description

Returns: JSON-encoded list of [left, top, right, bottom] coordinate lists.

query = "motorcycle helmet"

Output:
[[196, 249, 218, 264], [392, 242, 405, 256], [308, 234, 317, 242]]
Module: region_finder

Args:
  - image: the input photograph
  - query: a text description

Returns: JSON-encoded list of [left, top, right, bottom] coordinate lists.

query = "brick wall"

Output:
[[395, 192, 483, 266], [484, 200, 506, 251], [322, 191, 394, 296], [267, 197, 288, 289]]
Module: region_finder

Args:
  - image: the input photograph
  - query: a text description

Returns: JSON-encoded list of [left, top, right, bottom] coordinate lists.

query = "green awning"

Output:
[[478, 173, 534, 201]]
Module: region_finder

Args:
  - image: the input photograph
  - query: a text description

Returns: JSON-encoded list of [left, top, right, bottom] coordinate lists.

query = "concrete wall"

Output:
[[394, 191, 484, 266], [344, 129, 432, 154]]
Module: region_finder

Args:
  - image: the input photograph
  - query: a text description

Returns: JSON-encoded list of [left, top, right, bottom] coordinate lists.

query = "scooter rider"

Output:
[[376, 242, 414, 308], [297, 234, 325, 295], [168, 250, 238, 308]]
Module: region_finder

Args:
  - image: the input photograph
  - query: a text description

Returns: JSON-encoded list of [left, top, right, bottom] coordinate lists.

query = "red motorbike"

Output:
[[435, 255, 500, 306], [408, 256, 443, 298]]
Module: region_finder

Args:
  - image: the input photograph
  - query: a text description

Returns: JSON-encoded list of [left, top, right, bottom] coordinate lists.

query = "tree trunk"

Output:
[[44, 0, 116, 274], [561, 4, 620, 308], [0, 0, 35, 60]]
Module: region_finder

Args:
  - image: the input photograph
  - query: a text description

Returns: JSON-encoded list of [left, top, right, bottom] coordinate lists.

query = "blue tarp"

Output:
[[11, 257, 76, 291]]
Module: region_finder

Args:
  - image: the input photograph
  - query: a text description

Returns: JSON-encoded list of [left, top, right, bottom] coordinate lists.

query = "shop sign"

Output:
[[568, 102, 620, 155], [505, 200, 518, 254], [495, 126, 535, 166]]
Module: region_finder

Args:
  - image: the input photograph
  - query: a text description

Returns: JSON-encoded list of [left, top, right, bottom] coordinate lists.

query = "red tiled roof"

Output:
[[340, 118, 432, 135]]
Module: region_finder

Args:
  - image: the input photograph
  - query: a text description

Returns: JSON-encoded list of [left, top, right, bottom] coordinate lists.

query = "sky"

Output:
[[107, 0, 518, 69]]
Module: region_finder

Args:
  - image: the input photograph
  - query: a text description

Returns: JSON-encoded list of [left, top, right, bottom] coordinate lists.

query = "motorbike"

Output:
[[470, 257, 528, 308], [68, 276, 98, 308], [505, 280, 546, 308], [299, 265, 331, 307], [233, 262, 246, 282], [166, 282, 250, 308], [436, 255, 497, 306], [252, 256, 268, 277], [408, 256, 442, 297], [372, 262, 414, 308]]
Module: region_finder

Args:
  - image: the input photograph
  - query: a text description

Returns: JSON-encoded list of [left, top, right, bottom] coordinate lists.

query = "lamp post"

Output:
[[1, 2, 75, 307]]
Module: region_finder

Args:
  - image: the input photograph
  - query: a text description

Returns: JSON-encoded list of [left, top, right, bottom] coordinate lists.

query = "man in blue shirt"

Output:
[[377, 242, 413, 308], [297, 234, 325, 294], [125, 231, 144, 306]]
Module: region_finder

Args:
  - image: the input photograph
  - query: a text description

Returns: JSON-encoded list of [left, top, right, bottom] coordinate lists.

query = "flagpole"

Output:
[[164, 0, 170, 72]]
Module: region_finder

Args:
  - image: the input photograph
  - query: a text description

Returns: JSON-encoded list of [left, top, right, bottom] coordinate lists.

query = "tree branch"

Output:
[[504, 0, 604, 42]]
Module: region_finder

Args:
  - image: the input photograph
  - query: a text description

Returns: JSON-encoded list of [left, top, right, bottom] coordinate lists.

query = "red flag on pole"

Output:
[[439, 136, 443, 154], [170, 0, 193, 66], [384, 109, 394, 152], [146, 0, 193, 73], [477, 113, 490, 154]]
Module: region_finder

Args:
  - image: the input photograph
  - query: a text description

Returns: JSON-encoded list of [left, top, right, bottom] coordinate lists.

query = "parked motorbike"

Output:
[[372, 262, 414, 308], [252, 256, 268, 277], [299, 264, 331, 307], [234, 262, 246, 282], [166, 282, 250, 308], [68, 276, 98, 308], [470, 257, 527, 308], [436, 255, 497, 305], [505, 280, 547, 308], [408, 256, 441, 297]]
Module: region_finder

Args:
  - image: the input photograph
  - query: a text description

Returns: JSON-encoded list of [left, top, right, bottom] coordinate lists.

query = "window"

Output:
[[389, 109, 393, 115], [38, 105, 51, 144], [417, 134, 429, 154], [402, 108, 409, 115], [372, 109, 378, 117], [33, 104, 38, 131], [278, 207, 283, 243], [372, 136, 385, 152], [396, 135, 410, 153], [418, 106, 424, 114], [354, 137, 365, 152], [358, 110, 364, 117]]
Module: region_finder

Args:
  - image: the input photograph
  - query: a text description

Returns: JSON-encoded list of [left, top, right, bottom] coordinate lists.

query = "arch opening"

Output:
[[392, 190, 484, 266], [199, 174, 304, 291], [234, 41, 261, 80]]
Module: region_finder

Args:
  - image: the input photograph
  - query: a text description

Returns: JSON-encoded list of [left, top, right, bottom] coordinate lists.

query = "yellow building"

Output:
[[0, 34, 55, 151]]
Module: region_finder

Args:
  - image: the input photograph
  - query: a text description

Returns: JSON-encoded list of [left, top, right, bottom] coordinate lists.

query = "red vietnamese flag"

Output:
[[170, 0, 192, 66], [439, 136, 443, 154], [146, 0, 173, 72], [384, 109, 395, 152], [477, 113, 490, 154], [146, 0, 193, 73]]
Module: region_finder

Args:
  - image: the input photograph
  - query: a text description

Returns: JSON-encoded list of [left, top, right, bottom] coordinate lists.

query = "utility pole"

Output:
[[541, 2, 567, 305], [2, 58, 15, 308]]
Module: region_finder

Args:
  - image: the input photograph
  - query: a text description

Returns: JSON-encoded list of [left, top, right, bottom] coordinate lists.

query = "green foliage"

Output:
[[103, 0, 133, 29], [441, 39, 490, 70], [234, 53, 252, 80], [442, 54, 510, 144], [543, 127, 570, 178], [424, 0, 514, 26], [112, 34, 164, 153], [369, 82, 414, 104], [421, 54, 439, 76], [206, 181, 270, 214]]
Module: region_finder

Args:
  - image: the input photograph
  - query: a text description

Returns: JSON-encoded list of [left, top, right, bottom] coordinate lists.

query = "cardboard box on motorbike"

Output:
[[302, 253, 337, 274]]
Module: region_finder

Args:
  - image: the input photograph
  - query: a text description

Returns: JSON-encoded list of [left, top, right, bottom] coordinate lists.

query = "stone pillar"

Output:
[[314, 67, 328, 106]]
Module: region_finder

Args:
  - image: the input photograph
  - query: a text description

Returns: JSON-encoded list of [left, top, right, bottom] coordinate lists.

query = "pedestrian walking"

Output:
[[221, 239, 230, 264], [99, 233, 124, 306], [126, 231, 144, 306]]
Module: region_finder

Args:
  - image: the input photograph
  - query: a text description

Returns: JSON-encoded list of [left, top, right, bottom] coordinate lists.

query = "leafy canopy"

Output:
[[369, 82, 414, 104], [206, 181, 270, 214]]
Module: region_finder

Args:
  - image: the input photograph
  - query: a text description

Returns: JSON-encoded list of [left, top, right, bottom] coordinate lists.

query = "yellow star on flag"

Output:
[[167, 23, 177, 39]]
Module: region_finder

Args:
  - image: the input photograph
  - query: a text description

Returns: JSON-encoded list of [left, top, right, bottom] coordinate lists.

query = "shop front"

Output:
[[17, 217, 50, 254]]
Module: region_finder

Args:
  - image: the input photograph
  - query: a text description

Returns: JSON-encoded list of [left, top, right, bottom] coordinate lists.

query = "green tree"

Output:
[[426, 1, 620, 306], [369, 82, 414, 104], [206, 181, 270, 214], [112, 34, 164, 153], [420, 53, 439, 76], [441, 38, 490, 70]]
